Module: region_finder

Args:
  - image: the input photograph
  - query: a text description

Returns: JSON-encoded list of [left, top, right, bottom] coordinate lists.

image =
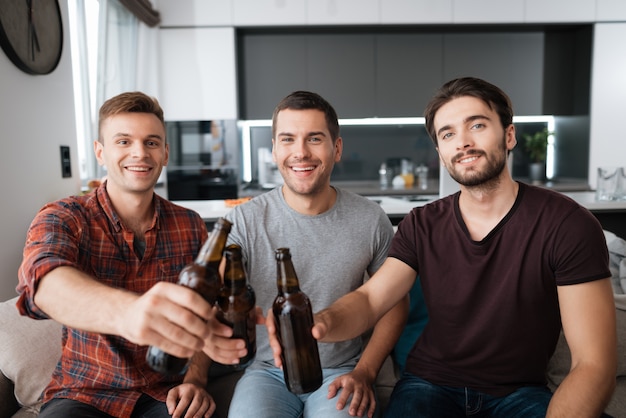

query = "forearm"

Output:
[[316, 258, 416, 343], [34, 266, 138, 334], [354, 295, 409, 381], [184, 352, 211, 387], [316, 289, 380, 342], [547, 362, 616, 417]]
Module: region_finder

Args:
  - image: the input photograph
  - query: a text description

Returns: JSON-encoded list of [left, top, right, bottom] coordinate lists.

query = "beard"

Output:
[[445, 137, 508, 188]]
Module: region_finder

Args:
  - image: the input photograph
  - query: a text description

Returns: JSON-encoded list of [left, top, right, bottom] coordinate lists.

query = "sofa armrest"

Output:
[[0, 371, 20, 418]]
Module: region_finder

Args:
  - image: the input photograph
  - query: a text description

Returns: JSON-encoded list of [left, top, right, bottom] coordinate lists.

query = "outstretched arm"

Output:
[[547, 278, 617, 417], [314, 258, 416, 342], [33, 266, 213, 359]]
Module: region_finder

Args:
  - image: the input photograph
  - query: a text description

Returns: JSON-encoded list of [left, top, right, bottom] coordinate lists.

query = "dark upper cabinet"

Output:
[[442, 32, 544, 116], [239, 27, 591, 119], [239, 34, 308, 120], [307, 34, 377, 118], [376, 34, 444, 117]]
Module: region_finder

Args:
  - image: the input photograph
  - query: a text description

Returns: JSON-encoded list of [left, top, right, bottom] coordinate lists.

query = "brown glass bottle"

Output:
[[146, 217, 232, 375], [216, 244, 256, 369], [272, 247, 323, 394]]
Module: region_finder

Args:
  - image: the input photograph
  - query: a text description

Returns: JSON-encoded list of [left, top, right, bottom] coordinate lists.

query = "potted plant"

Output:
[[523, 128, 550, 184]]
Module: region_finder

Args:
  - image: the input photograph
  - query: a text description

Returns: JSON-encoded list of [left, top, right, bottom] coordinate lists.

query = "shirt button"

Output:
[[138, 272, 143, 277]]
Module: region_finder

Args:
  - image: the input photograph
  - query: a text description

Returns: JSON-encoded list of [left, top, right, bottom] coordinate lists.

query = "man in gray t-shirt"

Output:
[[223, 91, 407, 418]]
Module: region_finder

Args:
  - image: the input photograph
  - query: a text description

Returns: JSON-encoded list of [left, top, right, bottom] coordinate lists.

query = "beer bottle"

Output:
[[146, 217, 232, 375], [216, 244, 256, 369], [272, 247, 323, 394]]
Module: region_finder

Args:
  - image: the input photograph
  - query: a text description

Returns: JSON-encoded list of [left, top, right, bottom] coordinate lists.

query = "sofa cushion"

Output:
[[0, 297, 62, 407], [546, 305, 626, 417]]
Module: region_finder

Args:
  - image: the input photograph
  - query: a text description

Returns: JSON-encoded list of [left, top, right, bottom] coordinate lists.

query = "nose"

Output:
[[130, 141, 149, 157], [292, 138, 312, 158], [455, 131, 473, 150]]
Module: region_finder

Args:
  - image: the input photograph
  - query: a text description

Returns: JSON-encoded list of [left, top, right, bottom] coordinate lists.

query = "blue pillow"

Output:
[[393, 276, 428, 371]]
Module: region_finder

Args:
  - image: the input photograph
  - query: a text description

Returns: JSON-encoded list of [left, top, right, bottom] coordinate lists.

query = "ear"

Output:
[[505, 124, 517, 151], [163, 143, 170, 166], [334, 137, 343, 162], [271, 138, 277, 163], [94, 140, 105, 166]]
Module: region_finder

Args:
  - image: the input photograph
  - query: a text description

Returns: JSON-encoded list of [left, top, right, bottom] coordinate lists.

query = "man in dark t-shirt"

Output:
[[268, 77, 617, 417]]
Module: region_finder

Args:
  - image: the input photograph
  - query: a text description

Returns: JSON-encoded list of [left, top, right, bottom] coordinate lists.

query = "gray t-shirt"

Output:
[[225, 186, 394, 368]]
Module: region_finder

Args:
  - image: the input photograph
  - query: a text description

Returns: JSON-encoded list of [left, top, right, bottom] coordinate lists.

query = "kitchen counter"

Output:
[[174, 191, 626, 223]]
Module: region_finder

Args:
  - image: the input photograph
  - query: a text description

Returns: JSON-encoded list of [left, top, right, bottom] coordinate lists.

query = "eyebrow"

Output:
[[277, 131, 327, 138], [436, 114, 491, 138], [112, 132, 164, 141]]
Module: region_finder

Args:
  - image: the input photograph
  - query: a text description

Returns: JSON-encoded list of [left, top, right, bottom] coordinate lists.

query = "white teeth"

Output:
[[293, 166, 314, 172], [127, 167, 149, 172], [459, 156, 478, 164]]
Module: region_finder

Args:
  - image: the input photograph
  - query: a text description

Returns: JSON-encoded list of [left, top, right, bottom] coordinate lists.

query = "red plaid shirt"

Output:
[[16, 184, 208, 417]]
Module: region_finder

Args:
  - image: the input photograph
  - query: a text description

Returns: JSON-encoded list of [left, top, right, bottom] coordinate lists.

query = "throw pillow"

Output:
[[0, 297, 62, 407]]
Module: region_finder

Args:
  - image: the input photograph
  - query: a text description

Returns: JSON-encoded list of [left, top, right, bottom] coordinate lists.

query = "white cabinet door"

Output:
[[307, 0, 379, 24], [232, 0, 306, 26], [525, 0, 595, 22], [159, 28, 237, 121], [596, 0, 626, 21], [158, 0, 233, 27], [588, 23, 626, 189], [453, 0, 523, 23], [380, 0, 452, 23]]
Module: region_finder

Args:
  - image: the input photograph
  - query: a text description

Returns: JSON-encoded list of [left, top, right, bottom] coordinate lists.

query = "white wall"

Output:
[[588, 23, 626, 189], [0, 0, 80, 301]]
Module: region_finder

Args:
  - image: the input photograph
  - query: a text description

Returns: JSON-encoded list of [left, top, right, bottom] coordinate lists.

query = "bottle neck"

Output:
[[224, 261, 247, 289], [276, 262, 301, 294], [197, 223, 230, 267]]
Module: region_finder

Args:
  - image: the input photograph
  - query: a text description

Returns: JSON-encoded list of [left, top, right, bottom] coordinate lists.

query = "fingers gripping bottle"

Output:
[[272, 248, 323, 394], [146, 217, 232, 375], [216, 244, 257, 369]]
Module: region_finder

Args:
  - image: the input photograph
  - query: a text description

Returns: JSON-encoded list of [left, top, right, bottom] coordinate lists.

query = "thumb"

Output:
[[311, 322, 327, 341]]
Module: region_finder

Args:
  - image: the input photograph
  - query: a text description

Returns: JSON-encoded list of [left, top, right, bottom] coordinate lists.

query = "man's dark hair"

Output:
[[424, 77, 514, 146], [272, 91, 340, 142]]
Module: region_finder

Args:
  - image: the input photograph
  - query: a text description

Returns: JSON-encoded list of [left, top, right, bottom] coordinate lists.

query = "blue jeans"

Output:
[[384, 373, 553, 418], [228, 365, 377, 418]]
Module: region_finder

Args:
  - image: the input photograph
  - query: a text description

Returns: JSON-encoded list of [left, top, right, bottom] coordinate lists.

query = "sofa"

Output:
[[0, 295, 398, 418], [1, 294, 624, 418], [3, 228, 626, 417]]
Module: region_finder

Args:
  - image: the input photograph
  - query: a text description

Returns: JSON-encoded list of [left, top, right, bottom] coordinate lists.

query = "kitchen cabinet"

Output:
[[233, 0, 306, 26], [442, 32, 544, 116], [158, 0, 233, 27], [240, 27, 591, 119], [159, 28, 237, 121], [453, 0, 524, 23], [307, 0, 379, 25], [240, 33, 376, 119], [596, 0, 626, 21], [525, 0, 596, 22], [239, 34, 308, 120], [375, 34, 444, 117], [588, 23, 626, 189], [307, 34, 377, 117], [380, 0, 452, 24]]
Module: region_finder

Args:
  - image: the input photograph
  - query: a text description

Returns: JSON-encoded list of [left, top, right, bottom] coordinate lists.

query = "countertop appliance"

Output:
[[165, 120, 239, 200]]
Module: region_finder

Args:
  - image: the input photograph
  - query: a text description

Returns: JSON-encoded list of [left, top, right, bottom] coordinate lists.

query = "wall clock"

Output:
[[0, 0, 63, 75]]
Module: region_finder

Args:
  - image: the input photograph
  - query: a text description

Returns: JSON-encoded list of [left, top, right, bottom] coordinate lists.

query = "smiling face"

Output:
[[94, 112, 169, 197], [434, 96, 516, 188], [272, 108, 342, 198]]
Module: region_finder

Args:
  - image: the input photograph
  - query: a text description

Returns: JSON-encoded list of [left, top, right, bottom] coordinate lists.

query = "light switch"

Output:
[[60, 146, 72, 178]]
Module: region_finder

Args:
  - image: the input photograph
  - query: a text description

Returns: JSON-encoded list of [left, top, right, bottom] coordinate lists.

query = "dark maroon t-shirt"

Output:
[[389, 182, 610, 396]]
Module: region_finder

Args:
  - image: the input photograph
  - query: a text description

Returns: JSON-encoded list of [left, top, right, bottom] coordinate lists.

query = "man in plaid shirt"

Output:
[[16, 92, 232, 417]]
